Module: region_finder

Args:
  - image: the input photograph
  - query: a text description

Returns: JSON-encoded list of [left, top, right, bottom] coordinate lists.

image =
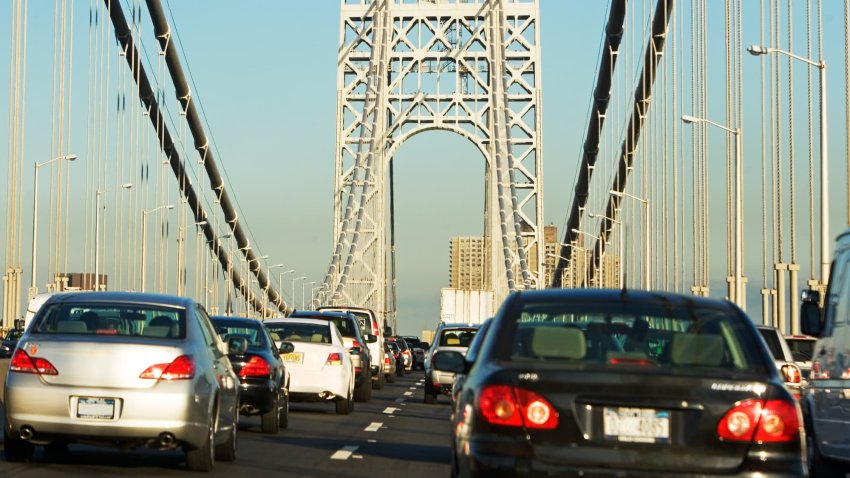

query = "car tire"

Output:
[[424, 390, 437, 404], [335, 392, 353, 415], [397, 365, 405, 377], [354, 380, 371, 402], [215, 407, 238, 462], [279, 389, 290, 429], [186, 415, 215, 472], [386, 371, 395, 383], [372, 370, 384, 390], [808, 428, 847, 477], [261, 393, 281, 434], [4, 428, 34, 462]]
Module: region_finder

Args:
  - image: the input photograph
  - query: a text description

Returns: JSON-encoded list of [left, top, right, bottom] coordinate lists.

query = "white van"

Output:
[[23, 292, 63, 330]]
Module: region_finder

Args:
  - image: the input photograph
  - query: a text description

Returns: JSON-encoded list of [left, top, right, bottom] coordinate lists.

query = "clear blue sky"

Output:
[[1, 1, 848, 335]]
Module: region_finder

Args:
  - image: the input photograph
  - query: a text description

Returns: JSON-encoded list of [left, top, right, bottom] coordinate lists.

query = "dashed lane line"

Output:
[[404, 391, 413, 396], [331, 446, 359, 460], [383, 406, 401, 414], [364, 422, 383, 432]]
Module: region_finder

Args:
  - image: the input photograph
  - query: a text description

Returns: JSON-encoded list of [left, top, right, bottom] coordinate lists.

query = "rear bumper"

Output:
[[238, 380, 277, 414], [289, 368, 349, 399]]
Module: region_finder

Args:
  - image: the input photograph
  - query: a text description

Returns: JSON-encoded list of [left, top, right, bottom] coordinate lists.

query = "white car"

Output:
[[264, 318, 355, 414]]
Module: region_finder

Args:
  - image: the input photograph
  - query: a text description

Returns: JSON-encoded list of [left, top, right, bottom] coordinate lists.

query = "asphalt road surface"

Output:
[[0, 364, 453, 477]]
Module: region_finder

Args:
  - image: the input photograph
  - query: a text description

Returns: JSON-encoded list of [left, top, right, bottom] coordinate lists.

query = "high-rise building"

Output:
[[449, 237, 487, 290]]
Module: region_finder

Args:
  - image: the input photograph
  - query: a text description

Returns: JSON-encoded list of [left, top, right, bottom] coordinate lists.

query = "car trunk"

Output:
[[500, 365, 768, 474], [282, 342, 335, 373]]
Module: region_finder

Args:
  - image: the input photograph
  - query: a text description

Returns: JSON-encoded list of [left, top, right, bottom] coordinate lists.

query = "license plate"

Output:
[[603, 407, 670, 443], [76, 397, 115, 420], [282, 352, 303, 364]]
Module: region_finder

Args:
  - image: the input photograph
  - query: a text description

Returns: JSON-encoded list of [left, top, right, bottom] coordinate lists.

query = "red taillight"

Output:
[[384, 355, 391, 365], [326, 352, 342, 366], [371, 319, 380, 336], [609, 357, 654, 366], [478, 384, 558, 430], [717, 399, 800, 443], [10, 349, 58, 375], [239, 356, 271, 378], [140, 355, 195, 380], [781, 365, 801, 384]]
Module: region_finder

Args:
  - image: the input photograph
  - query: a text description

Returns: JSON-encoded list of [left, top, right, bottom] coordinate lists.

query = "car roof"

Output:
[[290, 310, 354, 319], [512, 287, 737, 309], [42, 291, 194, 309], [210, 315, 263, 325], [265, 317, 334, 327]]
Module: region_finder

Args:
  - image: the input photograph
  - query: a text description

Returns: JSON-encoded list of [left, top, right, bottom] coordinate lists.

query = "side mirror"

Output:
[[800, 301, 823, 337], [227, 336, 249, 355], [433, 350, 467, 374], [279, 341, 295, 354], [364, 334, 378, 344]]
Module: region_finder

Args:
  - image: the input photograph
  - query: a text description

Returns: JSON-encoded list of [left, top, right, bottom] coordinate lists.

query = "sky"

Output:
[[1, 0, 849, 336]]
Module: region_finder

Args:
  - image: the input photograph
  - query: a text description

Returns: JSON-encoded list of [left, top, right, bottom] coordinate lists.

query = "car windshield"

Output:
[[4, 329, 23, 340], [210, 318, 268, 347], [439, 328, 478, 347], [504, 298, 765, 376], [786, 338, 816, 362], [266, 322, 331, 343], [757, 329, 786, 360], [31, 303, 185, 339]]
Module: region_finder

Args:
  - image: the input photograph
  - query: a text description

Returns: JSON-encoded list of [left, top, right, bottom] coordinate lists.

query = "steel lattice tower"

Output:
[[328, 0, 544, 329]]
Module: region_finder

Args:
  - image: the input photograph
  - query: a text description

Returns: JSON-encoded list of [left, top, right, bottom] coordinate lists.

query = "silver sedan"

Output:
[[3, 291, 240, 472]]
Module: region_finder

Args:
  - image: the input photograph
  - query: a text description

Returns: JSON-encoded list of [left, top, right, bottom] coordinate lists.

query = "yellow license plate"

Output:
[[282, 352, 303, 364]]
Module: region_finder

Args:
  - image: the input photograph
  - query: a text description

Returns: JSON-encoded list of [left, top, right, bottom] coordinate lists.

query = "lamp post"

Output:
[[30, 154, 77, 297], [95, 183, 133, 291], [311, 285, 321, 308], [140, 204, 175, 292], [589, 212, 624, 288], [302, 281, 316, 309], [748, 44, 829, 292], [291, 276, 305, 311], [571, 229, 605, 287], [682, 114, 743, 308], [610, 190, 651, 290]]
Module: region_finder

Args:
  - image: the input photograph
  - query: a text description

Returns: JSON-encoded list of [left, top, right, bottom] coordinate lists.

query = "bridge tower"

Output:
[[327, 0, 544, 329]]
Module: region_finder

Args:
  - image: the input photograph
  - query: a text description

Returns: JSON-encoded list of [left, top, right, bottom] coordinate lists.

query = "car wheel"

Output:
[[424, 390, 437, 404], [186, 414, 215, 471], [279, 389, 290, 429], [386, 371, 395, 383], [354, 381, 370, 402], [372, 370, 384, 390], [397, 365, 405, 377], [4, 428, 34, 462], [215, 407, 238, 462], [335, 392, 353, 415], [261, 393, 281, 434], [808, 429, 846, 477]]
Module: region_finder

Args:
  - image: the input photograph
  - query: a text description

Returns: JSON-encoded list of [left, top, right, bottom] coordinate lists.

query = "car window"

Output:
[[825, 250, 850, 335], [266, 322, 331, 343], [465, 320, 491, 364], [501, 299, 765, 376], [439, 328, 478, 347], [195, 307, 220, 348], [210, 318, 268, 347], [786, 338, 815, 362], [757, 329, 785, 360], [31, 303, 186, 339]]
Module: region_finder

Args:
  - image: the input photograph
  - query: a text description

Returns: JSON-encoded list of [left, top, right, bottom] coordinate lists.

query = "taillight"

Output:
[[140, 355, 195, 380], [717, 399, 800, 443], [609, 357, 654, 366], [384, 356, 391, 365], [781, 365, 801, 384], [371, 319, 380, 336], [239, 356, 271, 378], [326, 353, 343, 366], [10, 349, 58, 375], [478, 384, 558, 430]]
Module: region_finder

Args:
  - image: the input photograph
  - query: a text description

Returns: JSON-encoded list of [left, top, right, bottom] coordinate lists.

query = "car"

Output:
[[0, 328, 23, 358], [799, 227, 850, 476], [263, 317, 355, 414], [318, 306, 386, 389], [784, 334, 817, 380], [423, 323, 480, 404], [286, 310, 376, 402], [436, 288, 805, 477], [210, 315, 292, 433], [401, 336, 426, 370], [450, 318, 492, 412], [756, 325, 804, 398], [382, 342, 396, 383], [3, 291, 241, 471], [388, 337, 414, 372], [387, 340, 405, 377]]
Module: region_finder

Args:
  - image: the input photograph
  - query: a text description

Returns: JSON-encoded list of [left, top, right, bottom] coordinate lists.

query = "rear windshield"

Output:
[[31, 303, 185, 339], [786, 338, 816, 362], [439, 328, 478, 347], [211, 318, 268, 348], [504, 299, 766, 376], [265, 322, 331, 344], [757, 329, 785, 360]]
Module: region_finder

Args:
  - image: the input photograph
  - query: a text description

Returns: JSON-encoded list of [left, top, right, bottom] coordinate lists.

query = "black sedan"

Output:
[[0, 328, 23, 358], [210, 315, 292, 434], [435, 288, 805, 477]]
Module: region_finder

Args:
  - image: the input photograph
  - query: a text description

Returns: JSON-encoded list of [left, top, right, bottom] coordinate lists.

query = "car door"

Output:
[[195, 307, 239, 434]]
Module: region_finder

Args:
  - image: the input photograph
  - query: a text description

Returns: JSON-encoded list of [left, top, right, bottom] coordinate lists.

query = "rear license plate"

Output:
[[76, 397, 115, 420], [282, 352, 303, 364], [603, 407, 670, 443]]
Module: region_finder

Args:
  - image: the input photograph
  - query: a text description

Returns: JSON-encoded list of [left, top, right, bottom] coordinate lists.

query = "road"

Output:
[[0, 364, 452, 477]]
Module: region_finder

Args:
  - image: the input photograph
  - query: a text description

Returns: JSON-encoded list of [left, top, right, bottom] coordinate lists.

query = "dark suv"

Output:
[[288, 310, 376, 402]]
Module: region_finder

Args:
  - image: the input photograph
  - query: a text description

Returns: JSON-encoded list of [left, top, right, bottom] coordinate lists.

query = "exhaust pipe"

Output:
[[19, 426, 34, 441], [319, 391, 336, 400], [158, 432, 176, 448]]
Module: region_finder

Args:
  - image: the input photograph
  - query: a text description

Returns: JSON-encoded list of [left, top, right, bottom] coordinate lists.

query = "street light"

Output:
[[302, 281, 316, 309], [589, 212, 624, 288], [748, 44, 830, 291], [95, 183, 133, 291], [571, 228, 604, 288], [291, 276, 306, 310], [140, 204, 175, 292], [610, 190, 651, 290], [682, 114, 743, 308], [30, 154, 77, 297]]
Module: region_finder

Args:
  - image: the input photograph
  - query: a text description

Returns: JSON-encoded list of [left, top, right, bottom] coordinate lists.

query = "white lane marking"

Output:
[[353, 455, 363, 460], [394, 397, 405, 403], [418, 379, 424, 383], [383, 407, 400, 414], [404, 391, 413, 396], [364, 422, 383, 432], [331, 445, 359, 460], [409, 386, 417, 390], [368, 439, 377, 443]]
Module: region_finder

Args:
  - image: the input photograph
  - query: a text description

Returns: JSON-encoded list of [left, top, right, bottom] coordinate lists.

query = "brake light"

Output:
[[384, 355, 391, 365], [10, 349, 58, 375], [239, 356, 271, 378], [326, 353, 343, 366], [781, 365, 801, 384], [140, 355, 195, 380], [478, 384, 558, 429], [609, 357, 654, 366], [350, 340, 363, 351], [371, 318, 380, 336], [717, 399, 800, 443]]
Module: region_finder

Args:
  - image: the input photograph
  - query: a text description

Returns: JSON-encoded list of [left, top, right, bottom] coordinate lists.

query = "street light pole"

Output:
[[302, 281, 315, 309], [748, 44, 829, 290], [610, 190, 650, 290], [30, 154, 77, 297], [681, 115, 743, 307], [292, 276, 305, 311], [140, 204, 174, 292]]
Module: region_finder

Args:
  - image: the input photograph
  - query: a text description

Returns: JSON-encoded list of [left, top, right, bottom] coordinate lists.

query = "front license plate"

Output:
[[282, 352, 303, 364], [76, 397, 115, 420], [603, 407, 670, 443]]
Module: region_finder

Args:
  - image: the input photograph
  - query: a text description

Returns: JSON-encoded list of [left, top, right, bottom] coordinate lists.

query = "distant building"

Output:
[[449, 237, 487, 290]]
